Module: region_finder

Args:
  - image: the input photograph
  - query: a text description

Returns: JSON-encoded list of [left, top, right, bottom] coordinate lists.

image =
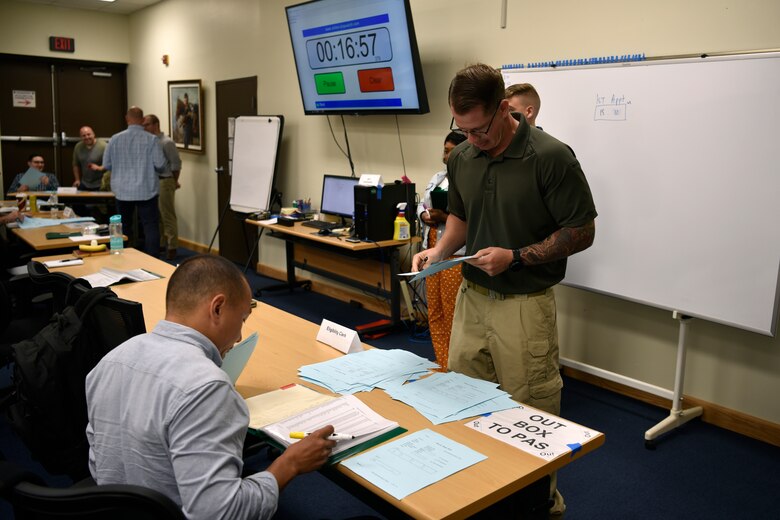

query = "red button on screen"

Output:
[[357, 68, 395, 93]]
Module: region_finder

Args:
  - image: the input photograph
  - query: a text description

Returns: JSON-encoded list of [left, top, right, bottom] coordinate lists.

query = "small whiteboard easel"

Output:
[[230, 116, 283, 213]]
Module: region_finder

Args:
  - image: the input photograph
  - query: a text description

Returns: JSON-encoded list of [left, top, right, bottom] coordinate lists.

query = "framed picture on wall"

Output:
[[167, 80, 204, 153]]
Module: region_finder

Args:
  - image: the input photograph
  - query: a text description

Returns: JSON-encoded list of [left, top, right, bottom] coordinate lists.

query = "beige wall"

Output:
[[2, 0, 779, 425], [0, 1, 130, 63]]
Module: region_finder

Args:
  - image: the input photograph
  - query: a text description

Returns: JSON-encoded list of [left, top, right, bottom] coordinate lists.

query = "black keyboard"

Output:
[[301, 220, 338, 230]]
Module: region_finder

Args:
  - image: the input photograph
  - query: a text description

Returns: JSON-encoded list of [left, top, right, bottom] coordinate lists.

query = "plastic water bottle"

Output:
[[49, 193, 58, 218], [109, 214, 123, 254]]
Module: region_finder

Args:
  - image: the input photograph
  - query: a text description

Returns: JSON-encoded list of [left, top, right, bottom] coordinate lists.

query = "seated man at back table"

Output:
[[8, 154, 59, 193], [86, 254, 336, 519]]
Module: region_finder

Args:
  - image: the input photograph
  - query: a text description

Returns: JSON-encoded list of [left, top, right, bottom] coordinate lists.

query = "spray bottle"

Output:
[[393, 202, 410, 240]]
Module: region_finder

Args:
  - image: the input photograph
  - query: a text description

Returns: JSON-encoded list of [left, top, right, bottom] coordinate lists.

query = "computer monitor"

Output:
[[320, 174, 359, 221]]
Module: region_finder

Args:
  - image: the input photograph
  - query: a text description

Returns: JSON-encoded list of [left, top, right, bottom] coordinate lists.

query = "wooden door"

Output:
[[54, 61, 127, 187], [215, 76, 257, 264], [0, 54, 126, 194], [0, 57, 56, 192]]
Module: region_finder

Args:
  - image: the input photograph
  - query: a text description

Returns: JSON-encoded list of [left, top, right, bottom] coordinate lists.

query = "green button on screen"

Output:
[[314, 72, 346, 95]]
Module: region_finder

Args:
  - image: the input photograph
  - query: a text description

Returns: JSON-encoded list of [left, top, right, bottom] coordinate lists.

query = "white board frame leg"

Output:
[[644, 311, 703, 447]]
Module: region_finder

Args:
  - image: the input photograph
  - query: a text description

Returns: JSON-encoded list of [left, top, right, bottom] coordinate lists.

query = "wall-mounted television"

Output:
[[285, 0, 429, 116]]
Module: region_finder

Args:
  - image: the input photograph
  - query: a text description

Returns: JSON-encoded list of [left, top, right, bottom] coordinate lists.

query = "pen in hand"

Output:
[[289, 431, 355, 441]]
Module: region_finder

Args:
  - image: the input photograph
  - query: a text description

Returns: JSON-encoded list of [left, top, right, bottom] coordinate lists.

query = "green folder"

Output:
[[249, 426, 408, 465], [45, 231, 82, 239]]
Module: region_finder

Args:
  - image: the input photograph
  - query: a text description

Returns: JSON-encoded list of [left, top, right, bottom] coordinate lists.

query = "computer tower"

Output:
[[353, 182, 416, 241]]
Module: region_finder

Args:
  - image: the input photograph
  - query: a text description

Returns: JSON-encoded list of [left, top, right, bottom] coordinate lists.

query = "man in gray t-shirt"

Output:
[[72, 126, 107, 191]]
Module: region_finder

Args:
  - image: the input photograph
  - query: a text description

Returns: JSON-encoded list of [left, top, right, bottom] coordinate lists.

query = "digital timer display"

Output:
[[306, 28, 392, 69], [286, 0, 429, 115]]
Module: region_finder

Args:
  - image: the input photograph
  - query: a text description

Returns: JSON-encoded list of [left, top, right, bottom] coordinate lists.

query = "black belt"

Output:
[[465, 281, 547, 300]]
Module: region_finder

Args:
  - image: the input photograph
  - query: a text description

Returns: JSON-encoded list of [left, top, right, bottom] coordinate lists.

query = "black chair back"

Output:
[[26, 261, 89, 314], [0, 461, 185, 520]]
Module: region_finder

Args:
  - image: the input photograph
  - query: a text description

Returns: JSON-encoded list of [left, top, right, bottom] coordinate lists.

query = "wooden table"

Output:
[[38, 248, 604, 520], [8, 190, 115, 200], [12, 221, 115, 251], [247, 219, 419, 332]]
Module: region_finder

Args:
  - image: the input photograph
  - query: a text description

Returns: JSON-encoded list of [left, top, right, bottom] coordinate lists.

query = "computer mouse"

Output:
[[317, 228, 331, 236]]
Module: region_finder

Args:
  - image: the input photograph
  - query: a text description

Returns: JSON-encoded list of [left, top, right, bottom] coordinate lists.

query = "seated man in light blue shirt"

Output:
[[86, 255, 336, 520]]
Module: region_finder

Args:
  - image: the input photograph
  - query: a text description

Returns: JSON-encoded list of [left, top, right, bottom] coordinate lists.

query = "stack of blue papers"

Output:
[[384, 372, 518, 425], [299, 349, 439, 394], [19, 216, 95, 229]]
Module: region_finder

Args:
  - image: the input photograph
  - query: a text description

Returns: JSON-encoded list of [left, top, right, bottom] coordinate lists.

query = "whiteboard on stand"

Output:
[[229, 116, 284, 214], [503, 53, 780, 335]]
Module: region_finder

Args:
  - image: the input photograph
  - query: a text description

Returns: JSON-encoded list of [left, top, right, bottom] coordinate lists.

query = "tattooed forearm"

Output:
[[521, 220, 595, 266]]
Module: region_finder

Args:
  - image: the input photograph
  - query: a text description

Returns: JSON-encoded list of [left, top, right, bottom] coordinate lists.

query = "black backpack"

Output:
[[7, 286, 117, 481]]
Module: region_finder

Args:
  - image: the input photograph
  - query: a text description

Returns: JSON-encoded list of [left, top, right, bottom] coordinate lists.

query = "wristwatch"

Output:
[[510, 248, 524, 271]]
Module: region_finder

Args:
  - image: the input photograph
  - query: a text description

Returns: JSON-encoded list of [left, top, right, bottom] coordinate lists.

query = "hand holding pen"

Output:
[[266, 425, 336, 490], [290, 431, 355, 441], [412, 248, 442, 272]]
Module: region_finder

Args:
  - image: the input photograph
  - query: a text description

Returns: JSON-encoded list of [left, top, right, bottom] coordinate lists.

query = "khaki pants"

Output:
[[448, 281, 562, 414], [448, 280, 563, 509], [158, 177, 178, 249]]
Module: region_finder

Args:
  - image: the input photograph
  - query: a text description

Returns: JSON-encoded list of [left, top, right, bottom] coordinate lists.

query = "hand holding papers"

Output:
[[17, 167, 45, 190], [400, 255, 479, 283]]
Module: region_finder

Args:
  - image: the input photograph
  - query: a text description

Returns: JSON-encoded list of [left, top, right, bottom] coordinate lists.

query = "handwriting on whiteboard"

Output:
[[594, 93, 631, 121]]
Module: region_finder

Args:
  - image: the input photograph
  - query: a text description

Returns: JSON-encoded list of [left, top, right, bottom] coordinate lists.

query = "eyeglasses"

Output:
[[450, 104, 500, 137]]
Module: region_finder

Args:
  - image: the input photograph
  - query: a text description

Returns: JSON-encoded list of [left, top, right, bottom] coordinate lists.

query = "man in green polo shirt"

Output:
[[412, 63, 597, 516]]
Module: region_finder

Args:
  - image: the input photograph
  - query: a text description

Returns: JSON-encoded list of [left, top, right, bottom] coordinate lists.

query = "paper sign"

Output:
[[465, 405, 601, 461], [13, 90, 36, 108], [316, 319, 362, 354], [358, 173, 383, 187]]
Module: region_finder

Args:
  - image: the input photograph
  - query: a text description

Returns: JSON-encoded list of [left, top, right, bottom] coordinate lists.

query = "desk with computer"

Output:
[[247, 174, 419, 333], [299, 174, 416, 241]]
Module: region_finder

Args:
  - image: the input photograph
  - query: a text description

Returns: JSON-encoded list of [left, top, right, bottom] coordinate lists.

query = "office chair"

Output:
[[26, 261, 89, 315], [0, 460, 186, 520]]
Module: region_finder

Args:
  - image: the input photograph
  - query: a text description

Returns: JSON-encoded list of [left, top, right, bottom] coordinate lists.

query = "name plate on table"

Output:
[[358, 174, 383, 187], [316, 319, 362, 354]]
